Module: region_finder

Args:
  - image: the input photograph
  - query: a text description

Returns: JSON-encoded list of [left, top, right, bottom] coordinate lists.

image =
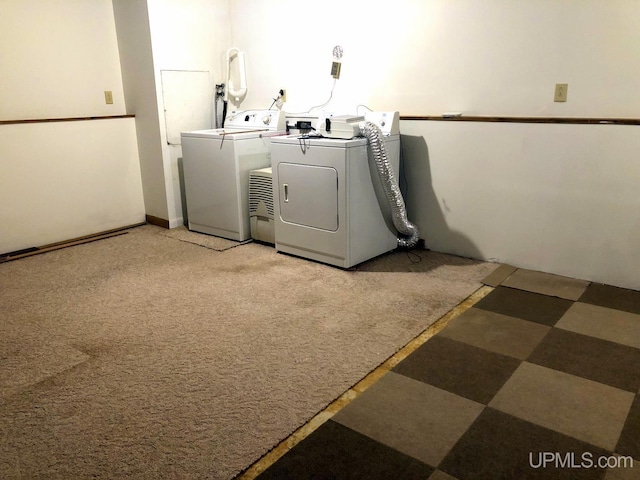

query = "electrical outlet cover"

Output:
[[554, 83, 568, 102]]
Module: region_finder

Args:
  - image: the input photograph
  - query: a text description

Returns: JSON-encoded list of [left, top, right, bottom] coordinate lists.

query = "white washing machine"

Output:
[[270, 114, 400, 268], [181, 110, 286, 241]]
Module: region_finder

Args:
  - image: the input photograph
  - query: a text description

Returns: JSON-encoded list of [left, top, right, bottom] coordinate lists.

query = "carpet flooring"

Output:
[[0, 224, 495, 479], [254, 267, 640, 479]]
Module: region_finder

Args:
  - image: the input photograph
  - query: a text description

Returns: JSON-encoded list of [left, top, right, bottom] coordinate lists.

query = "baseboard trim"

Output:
[[145, 214, 170, 229], [0, 223, 146, 263]]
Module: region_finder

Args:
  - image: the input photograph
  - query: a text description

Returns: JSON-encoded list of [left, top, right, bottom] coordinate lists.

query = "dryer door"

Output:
[[278, 163, 338, 231]]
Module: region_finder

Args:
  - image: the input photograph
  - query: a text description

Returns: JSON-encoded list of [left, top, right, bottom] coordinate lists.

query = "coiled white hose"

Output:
[[360, 121, 420, 248]]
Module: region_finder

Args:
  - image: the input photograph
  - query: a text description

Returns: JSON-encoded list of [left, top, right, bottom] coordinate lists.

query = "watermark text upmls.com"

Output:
[[529, 452, 634, 470]]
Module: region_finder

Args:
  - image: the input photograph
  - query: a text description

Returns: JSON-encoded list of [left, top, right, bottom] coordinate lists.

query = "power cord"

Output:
[[268, 89, 286, 110]]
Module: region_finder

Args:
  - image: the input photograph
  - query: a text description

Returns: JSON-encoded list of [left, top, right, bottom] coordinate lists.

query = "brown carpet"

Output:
[[0, 225, 495, 479]]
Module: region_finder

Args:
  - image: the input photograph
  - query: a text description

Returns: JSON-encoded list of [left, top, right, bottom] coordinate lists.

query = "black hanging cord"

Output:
[[215, 83, 226, 128], [222, 101, 228, 128]]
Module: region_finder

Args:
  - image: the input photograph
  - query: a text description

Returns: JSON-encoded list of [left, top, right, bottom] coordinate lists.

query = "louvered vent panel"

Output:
[[249, 171, 274, 217]]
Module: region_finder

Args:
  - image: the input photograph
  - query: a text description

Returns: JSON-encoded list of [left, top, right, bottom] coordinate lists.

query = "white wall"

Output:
[[227, 0, 640, 289], [229, 0, 640, 117], [0, 0, 145, 254], [400, 121, 640, 290]]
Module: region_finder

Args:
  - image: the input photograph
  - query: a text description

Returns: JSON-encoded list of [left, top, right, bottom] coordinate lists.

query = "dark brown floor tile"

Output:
[[528, 328, 640, 393], [429, 470, 460, 480], [393, 335, 521, 404], [257, 420, 434, 479], [603, 459, 640, 480], [474, 286, 573, 326], [579, 283, 640, 316], [439, 408, 610, 480], [616, 394, 640, 460]]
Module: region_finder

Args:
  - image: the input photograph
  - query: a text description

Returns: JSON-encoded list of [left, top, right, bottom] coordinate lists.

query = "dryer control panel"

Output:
[[364, 111, 400, 136]]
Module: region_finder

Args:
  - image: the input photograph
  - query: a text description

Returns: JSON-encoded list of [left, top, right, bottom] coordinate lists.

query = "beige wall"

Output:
[[0, 0, 127, 119], [0, 120, 145, 253], [0, 0, 145, 254]]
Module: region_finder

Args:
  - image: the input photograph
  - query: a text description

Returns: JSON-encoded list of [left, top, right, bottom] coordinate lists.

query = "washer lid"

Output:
[[271, 135, 368, 148], [181, 128, 286, 140], [181, 110, 286, 139]]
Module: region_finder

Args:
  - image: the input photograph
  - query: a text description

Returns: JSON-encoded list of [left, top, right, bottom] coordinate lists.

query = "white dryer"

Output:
[[270, 119, 401, 268], [181, 110, 286, 241]]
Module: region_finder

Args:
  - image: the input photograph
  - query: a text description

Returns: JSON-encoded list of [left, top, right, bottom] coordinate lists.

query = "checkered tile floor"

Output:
[[254, 267, 640, 479]]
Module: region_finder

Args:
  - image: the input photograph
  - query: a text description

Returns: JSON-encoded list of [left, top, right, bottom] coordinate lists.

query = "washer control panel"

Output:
[[226, 110, 285, 131]]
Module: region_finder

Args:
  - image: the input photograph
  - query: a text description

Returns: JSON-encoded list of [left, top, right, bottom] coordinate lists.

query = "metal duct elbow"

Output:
[[360, 121, 420, 248]]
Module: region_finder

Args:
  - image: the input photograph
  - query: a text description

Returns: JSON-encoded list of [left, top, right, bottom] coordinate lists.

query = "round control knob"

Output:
[[262, 115, 271, 125]]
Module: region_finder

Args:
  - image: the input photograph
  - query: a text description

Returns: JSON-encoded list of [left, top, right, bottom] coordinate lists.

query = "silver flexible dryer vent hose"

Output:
[[360, 121, 420, 248]]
